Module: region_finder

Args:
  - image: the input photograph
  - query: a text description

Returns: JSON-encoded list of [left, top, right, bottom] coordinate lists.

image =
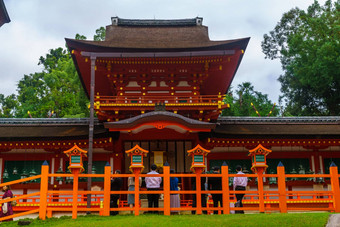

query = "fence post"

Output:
[[134, 168, 141, 216], [257, 170, 265, 213], [222, 163, 230, 215], [330, 162, 340, 212], [39, 161, 49, 220], [163, 163, 170, 216], [196, 168, 203, 215], [72, 168, 80, 219], [277, 162, 287, 213], [103, 162, 111, 216]]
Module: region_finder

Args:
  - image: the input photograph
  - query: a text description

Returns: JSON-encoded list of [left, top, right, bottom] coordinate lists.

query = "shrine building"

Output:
[[0, 17, 340, 193]]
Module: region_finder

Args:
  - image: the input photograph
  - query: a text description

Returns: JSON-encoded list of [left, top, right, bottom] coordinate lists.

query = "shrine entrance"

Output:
[[123, 140, 193, 174]]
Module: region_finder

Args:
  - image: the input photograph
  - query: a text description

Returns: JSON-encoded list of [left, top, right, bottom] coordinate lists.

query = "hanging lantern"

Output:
[[29, 169, 37, 177], [290, 168, 297, 181], [92, 165, 97, 175], [29, 169, 37, 183], [306, 169, 314, 182], [55, 167, 64, 184], [21, 169, 28, 183], [316, 170, 324, 183], [3, 169, 9, 180], [12, 167, 18, 175], [242, 165, 252, 182], [79, 169, 87, 182], [268, 169, 277, 184], [298, 164, 306, 181], [65, 169, 73, 184], [65, 169, 70, 184], [228, 168, 234, 186]]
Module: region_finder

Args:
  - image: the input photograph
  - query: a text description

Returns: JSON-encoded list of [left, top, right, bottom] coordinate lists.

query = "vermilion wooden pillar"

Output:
[[330, 162, 340, 212], [277, 162, 287, 213]]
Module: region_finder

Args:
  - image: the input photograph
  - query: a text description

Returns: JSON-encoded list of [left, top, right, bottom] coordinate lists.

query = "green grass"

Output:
[[3, 213, 330, 227]]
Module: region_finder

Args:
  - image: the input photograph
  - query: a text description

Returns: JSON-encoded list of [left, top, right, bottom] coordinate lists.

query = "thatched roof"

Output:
[[66, 17, 249, 50]]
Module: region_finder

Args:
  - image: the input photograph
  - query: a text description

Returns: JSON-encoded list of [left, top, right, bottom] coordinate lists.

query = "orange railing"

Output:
[[0, 163, 339, 221], [95, 94, 227, 111], [96, 94, 225, 104]]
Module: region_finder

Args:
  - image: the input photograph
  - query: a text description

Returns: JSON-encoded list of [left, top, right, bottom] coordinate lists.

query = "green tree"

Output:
[[93, 27, 106, 41], [16, 53, 89, 118], [262, 0, 340, 116], [0, 28, 108, 118], [75, 34, 87, 41], [38, 47, 69, 73], [222, 82, 279, 117], [13, 32, 92, 118], [0, 94, 17, 118]]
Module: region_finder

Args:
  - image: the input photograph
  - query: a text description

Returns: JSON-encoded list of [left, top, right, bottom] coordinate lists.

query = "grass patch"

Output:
[[3, 213, 330, 227]]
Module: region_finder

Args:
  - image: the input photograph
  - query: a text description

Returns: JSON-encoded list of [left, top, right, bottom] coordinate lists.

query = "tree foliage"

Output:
[[0, 94, 17, 118], [15, 54, 89, 118], [262, 0, 340, 116], [0, 34, 91, 118], [75, 34, 87, 41], [93, 27, 106, 41], [221, 82, 279, 117], [38, 47, 69, 73]]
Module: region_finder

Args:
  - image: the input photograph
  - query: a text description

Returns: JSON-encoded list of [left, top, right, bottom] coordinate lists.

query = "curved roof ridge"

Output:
[[111, 17, 202, 27], [106, 111, 214, 126]]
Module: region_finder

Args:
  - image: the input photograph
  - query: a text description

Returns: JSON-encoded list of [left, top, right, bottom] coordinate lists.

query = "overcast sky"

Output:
[[0, 0, 326, 103]]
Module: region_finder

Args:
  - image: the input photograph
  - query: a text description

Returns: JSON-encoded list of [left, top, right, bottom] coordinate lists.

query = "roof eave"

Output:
[[65, 37, 250, 53], [0, 0, 10, 26]]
